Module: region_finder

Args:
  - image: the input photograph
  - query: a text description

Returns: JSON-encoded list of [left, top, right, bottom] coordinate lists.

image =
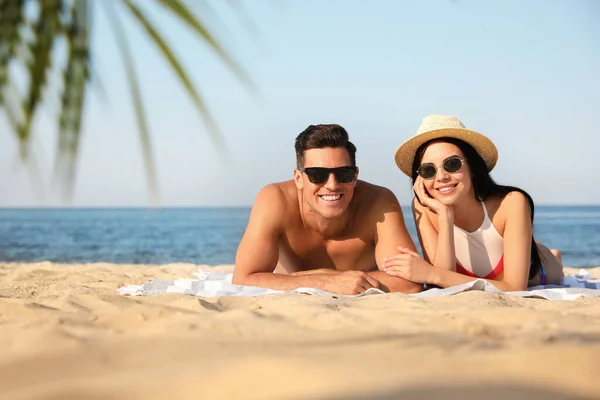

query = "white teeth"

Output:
[[438, 186, 455, 193], [320, 195, 341, 201]]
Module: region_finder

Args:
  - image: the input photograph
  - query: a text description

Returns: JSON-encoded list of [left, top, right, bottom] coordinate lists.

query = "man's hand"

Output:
[[318, 270, 385, 295], [292, 269, 423, 294]]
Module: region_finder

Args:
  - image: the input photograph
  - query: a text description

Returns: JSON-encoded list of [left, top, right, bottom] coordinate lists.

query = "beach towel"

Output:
[[118, 268, 600, 301]]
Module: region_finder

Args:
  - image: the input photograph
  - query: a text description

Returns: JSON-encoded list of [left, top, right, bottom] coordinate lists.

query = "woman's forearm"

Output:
[[430, 268, 526, 292], [431, 211, 457, 271]]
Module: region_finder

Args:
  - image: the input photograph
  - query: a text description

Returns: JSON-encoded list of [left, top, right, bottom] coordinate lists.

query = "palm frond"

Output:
[[0, 0, 24, 97], [0, 0, 25, 124], [88, 61, 108, 104], [156, 0, 257, 92], [55, 0, 91, 201], [123, 0, 227, 152], [226, 0, 262, 44], [181, 0, 232, 39], [19, 0, 62, 157], [102, 0, 159, 205], [1, 0, 261, 204], [1, 79, 24, 133]]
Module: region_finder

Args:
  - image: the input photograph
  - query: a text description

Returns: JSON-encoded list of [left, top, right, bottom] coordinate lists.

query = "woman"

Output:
[[382, 115, 563, 291]]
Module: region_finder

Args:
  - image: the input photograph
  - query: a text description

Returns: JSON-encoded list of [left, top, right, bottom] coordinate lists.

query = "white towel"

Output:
[[117, 268, 600, 301]]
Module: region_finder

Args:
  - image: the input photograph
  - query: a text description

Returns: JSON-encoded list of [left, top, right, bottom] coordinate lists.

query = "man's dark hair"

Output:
[[294, 124, 357, 168]]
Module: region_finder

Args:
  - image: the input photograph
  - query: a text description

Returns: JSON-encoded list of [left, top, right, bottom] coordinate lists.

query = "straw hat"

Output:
[[394, 115, 498, 176]]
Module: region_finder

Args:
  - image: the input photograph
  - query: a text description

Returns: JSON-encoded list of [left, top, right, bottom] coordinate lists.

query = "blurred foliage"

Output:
[[0, 0, 256, 203]]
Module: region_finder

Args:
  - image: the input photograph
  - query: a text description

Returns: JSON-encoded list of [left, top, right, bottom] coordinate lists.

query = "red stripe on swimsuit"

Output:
[[456, 254, 504, 280]]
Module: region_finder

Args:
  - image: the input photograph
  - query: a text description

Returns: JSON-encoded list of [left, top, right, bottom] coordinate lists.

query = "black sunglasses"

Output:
[[417, 156, 466, 180], [299, 166, 357, 184]]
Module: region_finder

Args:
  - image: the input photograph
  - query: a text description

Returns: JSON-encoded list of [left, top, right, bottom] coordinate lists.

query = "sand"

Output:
[[0, 262, 599, 400]]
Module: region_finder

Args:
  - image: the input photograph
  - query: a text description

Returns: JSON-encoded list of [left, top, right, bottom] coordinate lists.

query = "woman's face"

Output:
[[418, 142, 472, 206]]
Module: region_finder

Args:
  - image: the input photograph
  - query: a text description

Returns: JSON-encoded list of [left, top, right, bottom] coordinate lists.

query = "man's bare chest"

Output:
[[277, 228, 376, 273]]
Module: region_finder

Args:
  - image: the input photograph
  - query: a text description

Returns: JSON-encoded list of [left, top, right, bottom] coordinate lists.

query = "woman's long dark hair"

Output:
[[411, 137, 543, 280]]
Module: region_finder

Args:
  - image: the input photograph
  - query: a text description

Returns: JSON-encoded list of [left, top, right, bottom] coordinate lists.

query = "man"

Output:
[[232, 124, 423, 295]]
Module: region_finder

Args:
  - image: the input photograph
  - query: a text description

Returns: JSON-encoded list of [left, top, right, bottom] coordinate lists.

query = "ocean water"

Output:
[[1, 206, 600, 268]]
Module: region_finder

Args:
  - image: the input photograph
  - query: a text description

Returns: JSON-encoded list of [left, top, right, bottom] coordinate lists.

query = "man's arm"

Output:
[[232, 185, 382, 295], [372, 188, 424, 293], [232, 184, 287, 286]]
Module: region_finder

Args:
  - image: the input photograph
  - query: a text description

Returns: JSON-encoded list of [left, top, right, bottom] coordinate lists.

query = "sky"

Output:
[[1, 0, 599, 207]]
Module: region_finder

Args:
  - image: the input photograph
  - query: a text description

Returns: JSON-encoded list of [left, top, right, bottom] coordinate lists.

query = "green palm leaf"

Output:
[[226, 0, 262, 44], [20, 0, 62, 150], [0, 0, 259, 203], [55, 0, 91, 201], [103, 0, 159, 205], [156, 0, 257, 92], [0, 0, 26, 144], [122, 0, 227, 152], [0, 0, 25, 107]]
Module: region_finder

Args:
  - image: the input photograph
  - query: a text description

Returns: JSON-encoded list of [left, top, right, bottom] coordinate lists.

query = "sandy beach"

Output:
[[1, 262, 599, 399]]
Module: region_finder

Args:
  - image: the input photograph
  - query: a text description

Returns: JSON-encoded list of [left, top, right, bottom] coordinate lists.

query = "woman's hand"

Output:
[[413, 176, 453, 220], [382, 247, 436, 284]]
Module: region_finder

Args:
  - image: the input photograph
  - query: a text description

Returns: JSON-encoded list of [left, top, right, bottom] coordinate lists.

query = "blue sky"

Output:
[[1, 0, 599, 207]]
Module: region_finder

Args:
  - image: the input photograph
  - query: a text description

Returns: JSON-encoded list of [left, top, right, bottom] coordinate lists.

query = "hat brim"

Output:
[[394, 128, 498, 177]]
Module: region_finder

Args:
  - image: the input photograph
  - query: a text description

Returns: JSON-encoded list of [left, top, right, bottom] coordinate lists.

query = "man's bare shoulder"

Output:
[[355, 180, 402, 213], [253, 180, 298, 216], [259, 180, 297, 203]]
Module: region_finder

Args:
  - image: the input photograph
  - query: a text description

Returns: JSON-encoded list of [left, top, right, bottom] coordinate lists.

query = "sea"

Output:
[[1, 206, 600, 268]]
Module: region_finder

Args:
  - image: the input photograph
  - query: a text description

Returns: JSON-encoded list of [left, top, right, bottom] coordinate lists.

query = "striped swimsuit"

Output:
[[454, 202, 504, 280], [452, 201, 547, 284]]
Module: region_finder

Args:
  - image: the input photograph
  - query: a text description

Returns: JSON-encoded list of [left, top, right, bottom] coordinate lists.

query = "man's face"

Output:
[[294, 147, 358, 219]]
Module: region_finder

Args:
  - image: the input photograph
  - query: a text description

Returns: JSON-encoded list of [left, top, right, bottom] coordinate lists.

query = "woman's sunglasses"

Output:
[[417, 156, 466, 180], [299, 166, 357, 184]]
